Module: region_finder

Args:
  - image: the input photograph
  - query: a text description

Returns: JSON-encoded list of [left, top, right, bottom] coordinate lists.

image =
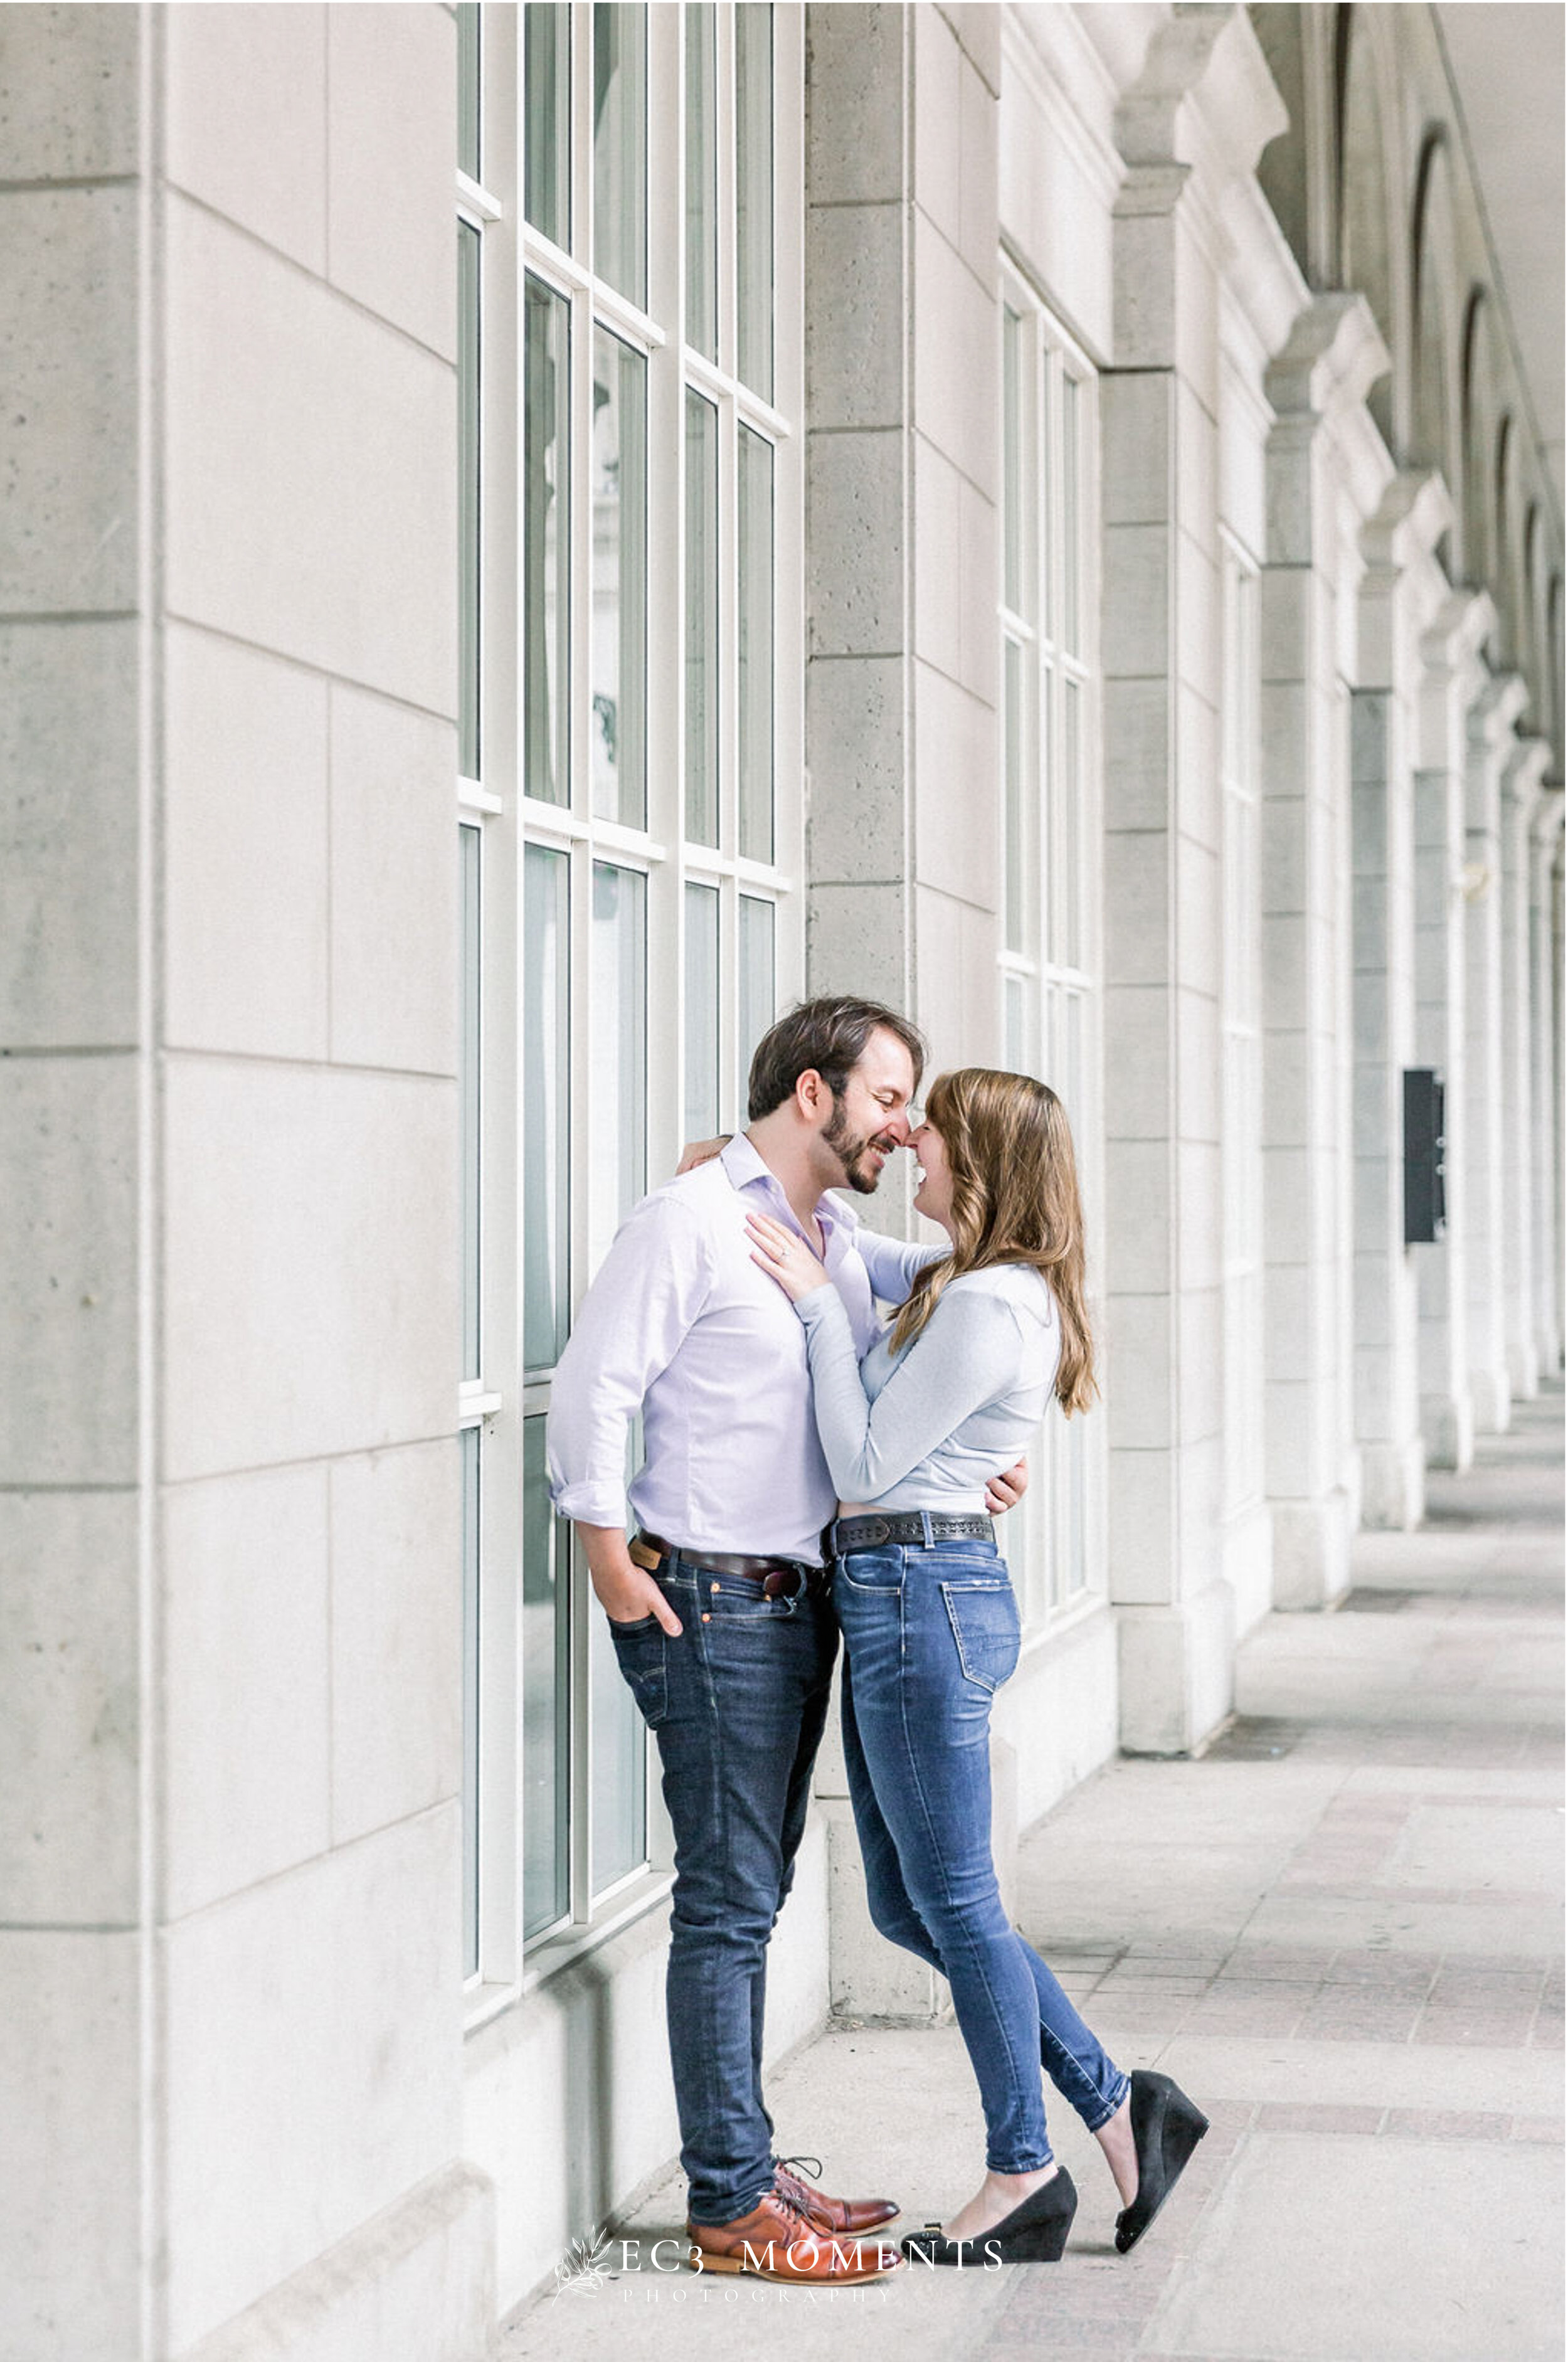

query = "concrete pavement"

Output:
[[498, 1387, 1564, 2360]]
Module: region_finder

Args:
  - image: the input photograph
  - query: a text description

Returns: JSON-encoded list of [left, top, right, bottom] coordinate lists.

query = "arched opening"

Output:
[[1523, 503, 1542, 731], [1495, 414, 1518, 665], [1410, 130, 1456, 572], [1549, 576, 1565, 777], [1337, 4, 1400, 449], [1459, 287, 1491, 584], [1252, 3, 1311, 277]]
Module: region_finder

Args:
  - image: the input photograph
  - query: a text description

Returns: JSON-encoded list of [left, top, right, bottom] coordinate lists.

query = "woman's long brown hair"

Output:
[[889, 1069, 1098, 1416]]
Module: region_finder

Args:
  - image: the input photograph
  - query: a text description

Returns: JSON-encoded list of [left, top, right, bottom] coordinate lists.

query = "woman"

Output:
[[746, 1069, 1207, 2266]]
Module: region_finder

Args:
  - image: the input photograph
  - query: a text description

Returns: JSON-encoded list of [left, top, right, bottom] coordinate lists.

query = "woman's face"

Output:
[[910, 1115, 954, 1228]]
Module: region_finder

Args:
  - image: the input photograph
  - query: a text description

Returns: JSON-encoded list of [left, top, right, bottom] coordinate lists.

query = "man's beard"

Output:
[[823, 1096, 891, 1195]]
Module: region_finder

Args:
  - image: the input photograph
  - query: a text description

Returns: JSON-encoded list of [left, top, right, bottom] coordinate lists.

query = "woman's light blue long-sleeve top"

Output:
[[793, 1261, 1062, 1510]]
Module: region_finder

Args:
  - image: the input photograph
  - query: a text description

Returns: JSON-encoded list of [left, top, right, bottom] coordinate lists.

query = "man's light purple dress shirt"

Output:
[[546, 1134, 933, 1566]]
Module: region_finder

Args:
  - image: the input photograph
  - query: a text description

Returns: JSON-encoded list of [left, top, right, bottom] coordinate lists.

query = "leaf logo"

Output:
[[552, 2223, 613, 2297]]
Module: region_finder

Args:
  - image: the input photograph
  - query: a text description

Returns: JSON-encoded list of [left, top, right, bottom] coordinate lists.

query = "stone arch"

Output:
[[1410, 128, 1459, 568], [1335, 4, 1407, 450], [1250, 2, 1337, 285], [1459, 287, 1494, 583], [1495, 413, 1519, 665], [1252, 3, 1308, 271], [1549, 575, 1565, 773], [1409, 136, 1457, 466], [1523, 502, 1544, 732]]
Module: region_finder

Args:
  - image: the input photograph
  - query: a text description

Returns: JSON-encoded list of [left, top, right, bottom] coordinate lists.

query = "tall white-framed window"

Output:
[[1219, 542, 1265, 1524], [460, 3, 805, 2016], [998, 265, 1105, 1626], [457, 0, 504, 1993]]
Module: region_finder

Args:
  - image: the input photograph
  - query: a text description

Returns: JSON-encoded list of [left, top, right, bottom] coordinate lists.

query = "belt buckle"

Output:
[[761, 1564, 802, 1600]]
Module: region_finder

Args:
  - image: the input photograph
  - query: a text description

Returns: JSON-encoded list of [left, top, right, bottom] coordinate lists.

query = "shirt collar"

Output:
[[720, 1133, 861, 1241]]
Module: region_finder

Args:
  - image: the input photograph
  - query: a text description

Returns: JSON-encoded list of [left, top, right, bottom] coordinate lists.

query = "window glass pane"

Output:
[[1050, 991, 1083, 1164], [1002, 305, 1025, 620], [1003, 636, 1030, 956], [458, 1, 481, 182], [523, 1417, 570, 1939], [591, 1605, 647, 1895], [461, 824, 482, 1380], [458, 223, 481, 780], [685, 5, 718, 361], [1011, 1448, 1048, 1623], [593, 3, 647, 309], [524, 276, 569, 806], [1003, 971, 1032, 1074], [1057, 673, 1081, 970], [1040, 359, 1054, 643], [685, 389, 719, 845], [685, 882, 720, 1140], [1064, 1431, 1087, 1593], [1052, 993, 1088, 1598], [738, 426, 775, 863], [1038, 665, 1053, 960], [461, 1424, 481, 1976], [591, 330, 647, 829], [738, 896, 775, 1114], [1047, 988, 1084, 1602], [1062, 369, 1081, 657], [524, 844, 570, 1370], [524, 2, 570, 246], [735, 4, 774, 399], [590, 864, 647, 1269]]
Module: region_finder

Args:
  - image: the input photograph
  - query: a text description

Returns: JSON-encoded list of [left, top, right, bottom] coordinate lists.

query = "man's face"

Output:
[[820, 1028, 917, 1195]]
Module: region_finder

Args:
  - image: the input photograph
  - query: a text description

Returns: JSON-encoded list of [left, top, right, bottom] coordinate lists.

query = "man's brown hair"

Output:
[[746, 996, 927, 1123]]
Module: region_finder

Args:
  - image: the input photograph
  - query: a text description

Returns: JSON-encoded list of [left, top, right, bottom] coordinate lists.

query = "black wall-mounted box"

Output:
[[1404, 1068, 1446, 1244]]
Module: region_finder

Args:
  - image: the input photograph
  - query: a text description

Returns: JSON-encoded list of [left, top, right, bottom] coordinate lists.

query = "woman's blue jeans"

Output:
[[835, 1530, 1128, 2172]]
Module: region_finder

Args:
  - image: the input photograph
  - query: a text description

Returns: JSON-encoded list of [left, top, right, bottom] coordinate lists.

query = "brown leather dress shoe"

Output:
[[774, 2154, 899, 2234], [687, 2186, 902, 2284]]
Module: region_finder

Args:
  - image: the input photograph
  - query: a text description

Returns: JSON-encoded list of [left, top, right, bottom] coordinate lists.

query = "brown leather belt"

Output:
[[631, 1531, 822, 1599]]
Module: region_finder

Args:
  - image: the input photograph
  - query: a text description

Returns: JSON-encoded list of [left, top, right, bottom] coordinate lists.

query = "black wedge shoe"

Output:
[[1113, 2070, 1210, 2255], [901, 2165, 1078, 2267]]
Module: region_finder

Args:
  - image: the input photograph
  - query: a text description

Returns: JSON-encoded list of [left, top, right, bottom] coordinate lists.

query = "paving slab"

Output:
[[1141, 2133, 1562, 2361], [499, 1388, 1564, 2361]]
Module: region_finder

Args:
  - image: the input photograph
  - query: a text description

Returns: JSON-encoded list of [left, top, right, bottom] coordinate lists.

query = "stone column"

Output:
[[803, 0, 1005, 2015], [1101, 8, 1285, 1747], [1462, 674, 1530, 1433], [1410, 590, 1493, 1471], [1351, 472, 1452, 1528], [803, 1, 1002, 1072], [1499, 739, 1553, 1397], [1260, 294, 1387, 1602], [1, 14, 492, 2360], [1530, 791, 1567, 1373], [1, 14, 146, 2353]]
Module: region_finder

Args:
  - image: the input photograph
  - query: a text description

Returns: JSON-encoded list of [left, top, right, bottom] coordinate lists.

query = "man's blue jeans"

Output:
[[609, 1552, 837, 2225], [835, 1530, 1128, 2171]]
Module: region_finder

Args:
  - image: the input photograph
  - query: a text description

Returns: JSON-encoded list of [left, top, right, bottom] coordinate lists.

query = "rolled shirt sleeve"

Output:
[[546, 1195, 715, 1529]]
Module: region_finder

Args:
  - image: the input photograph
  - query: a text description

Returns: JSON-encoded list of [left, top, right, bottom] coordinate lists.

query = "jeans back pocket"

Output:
[[940, 1579, 1020, 1693]]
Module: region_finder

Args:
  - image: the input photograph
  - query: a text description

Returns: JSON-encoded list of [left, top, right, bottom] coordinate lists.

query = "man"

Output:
[[547, 997, 1020, 2284]]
